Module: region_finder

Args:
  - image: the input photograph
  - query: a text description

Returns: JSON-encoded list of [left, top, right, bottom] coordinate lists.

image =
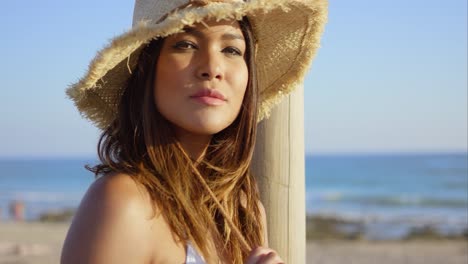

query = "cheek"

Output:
[[154, 55, 190, 103], [154, 57, 177, 117], [155, 55, 188, 87], [231, 63, 249, 106]]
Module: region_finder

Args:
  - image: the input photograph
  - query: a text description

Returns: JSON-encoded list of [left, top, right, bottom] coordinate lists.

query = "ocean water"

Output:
[[0, 159, 95, 220], [0, 153, 466, 239], [306, 153, 468, 239]]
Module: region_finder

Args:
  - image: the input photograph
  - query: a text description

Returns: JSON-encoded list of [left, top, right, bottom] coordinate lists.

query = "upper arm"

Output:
[[60, 174, 155, 264], [258, 200, 268, 247]]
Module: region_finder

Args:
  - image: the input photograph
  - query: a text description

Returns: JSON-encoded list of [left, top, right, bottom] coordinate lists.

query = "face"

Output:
[[154, 19, 248, 137]]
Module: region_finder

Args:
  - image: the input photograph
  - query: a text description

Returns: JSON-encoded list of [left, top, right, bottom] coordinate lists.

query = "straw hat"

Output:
[[67, 0, 328, 129]]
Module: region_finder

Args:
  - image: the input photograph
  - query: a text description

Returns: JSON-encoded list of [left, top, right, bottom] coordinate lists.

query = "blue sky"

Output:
[[0, 0, 466, 157]]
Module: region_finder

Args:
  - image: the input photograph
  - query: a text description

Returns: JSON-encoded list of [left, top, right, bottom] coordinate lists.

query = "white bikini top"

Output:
[[185, 242, 206, 264]]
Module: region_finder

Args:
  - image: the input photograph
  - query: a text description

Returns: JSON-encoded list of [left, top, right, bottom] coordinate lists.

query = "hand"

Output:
[[245, 247, 285, 264]]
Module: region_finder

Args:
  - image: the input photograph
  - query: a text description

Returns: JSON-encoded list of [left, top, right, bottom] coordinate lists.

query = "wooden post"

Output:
[[252, 84, 305, 263]]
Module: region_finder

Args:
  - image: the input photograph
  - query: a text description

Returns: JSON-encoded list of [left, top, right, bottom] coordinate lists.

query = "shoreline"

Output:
[[306, 215, 468, 241], [5, 207, 468, 242]]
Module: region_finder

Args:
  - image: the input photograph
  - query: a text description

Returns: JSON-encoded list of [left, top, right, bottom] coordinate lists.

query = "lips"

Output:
[[189, 88, 227, 106], [190, 88, 226, 101]]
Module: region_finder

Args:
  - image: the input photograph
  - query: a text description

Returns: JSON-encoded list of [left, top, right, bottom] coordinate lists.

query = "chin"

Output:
[[185, 123, 230, 136], [180, 118, 236, 136]]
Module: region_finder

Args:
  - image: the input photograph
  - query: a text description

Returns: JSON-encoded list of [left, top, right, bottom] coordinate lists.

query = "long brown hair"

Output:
[[88, 17, 262, 263]]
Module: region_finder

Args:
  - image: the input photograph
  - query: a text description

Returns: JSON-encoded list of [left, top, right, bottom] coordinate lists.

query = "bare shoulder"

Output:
[[257, 200, 269, 247], [60, 173, 165, 264], [257, 200, 266, 217], [240, 191, 269, 247]]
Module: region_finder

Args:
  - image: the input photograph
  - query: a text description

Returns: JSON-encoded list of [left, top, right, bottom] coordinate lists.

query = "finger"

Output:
[[245, 247, 275, 264], [258, 251, 284, 264]]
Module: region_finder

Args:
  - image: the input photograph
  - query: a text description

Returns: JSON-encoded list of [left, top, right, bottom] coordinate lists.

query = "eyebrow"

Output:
[[182, 26, 245, 41]]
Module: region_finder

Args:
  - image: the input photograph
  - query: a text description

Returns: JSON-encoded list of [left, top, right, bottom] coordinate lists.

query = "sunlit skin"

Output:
[[155, 19, 248, 160]]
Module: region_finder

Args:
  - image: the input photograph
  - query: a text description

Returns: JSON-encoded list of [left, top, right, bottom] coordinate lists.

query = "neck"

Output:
[[175, 130, 212, 162]]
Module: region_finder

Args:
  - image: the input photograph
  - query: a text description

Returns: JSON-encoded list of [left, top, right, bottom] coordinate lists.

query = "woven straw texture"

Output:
[[67, 0, 328, 129]]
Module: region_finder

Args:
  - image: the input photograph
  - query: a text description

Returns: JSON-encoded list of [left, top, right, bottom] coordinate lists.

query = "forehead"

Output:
[[172, 18, 243, 38]]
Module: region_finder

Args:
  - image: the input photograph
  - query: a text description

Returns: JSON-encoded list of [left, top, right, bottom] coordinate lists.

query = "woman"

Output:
[[61, 0, 327, 263]]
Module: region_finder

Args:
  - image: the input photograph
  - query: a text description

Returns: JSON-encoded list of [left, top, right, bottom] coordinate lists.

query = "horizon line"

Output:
[[1, 150, 467, 160]]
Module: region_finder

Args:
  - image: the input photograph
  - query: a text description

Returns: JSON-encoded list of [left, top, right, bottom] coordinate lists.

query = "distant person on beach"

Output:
[[9, 200, 25, 222], [61, 0, 326, 263]]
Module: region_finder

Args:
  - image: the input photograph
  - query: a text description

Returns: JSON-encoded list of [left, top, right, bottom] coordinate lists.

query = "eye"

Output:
[[173, 41, 197, 50], [223, 47, 243, 56]]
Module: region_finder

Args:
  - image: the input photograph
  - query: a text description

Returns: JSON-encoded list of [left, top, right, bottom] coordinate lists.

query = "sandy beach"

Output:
[[0, 221, 69, 264], [307, 241, 467, 264], [0, 221, 466, 264]]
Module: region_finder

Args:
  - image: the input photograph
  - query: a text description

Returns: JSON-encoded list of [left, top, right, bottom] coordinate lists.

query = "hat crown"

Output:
[[132, 0, 188, 26]]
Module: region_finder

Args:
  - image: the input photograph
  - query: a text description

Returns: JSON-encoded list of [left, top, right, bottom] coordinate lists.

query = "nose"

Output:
[[195, 49, 224, 81]]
